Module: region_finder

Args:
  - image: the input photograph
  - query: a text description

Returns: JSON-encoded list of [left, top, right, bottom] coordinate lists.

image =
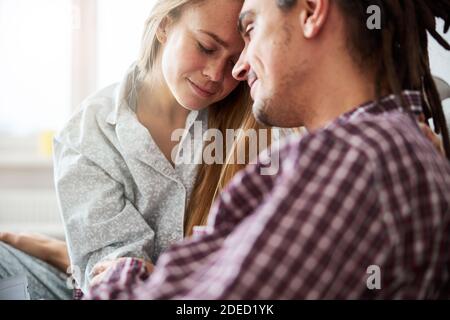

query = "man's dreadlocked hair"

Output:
[[278, 0, 450, 159]]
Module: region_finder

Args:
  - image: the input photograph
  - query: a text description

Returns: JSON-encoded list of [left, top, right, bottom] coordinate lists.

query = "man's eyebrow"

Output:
[[238, 11, 253, 34], [198, 29, 229, 48]]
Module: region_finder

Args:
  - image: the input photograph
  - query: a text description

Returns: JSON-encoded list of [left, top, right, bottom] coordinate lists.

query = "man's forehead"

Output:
[[241, 0, 263, 13]]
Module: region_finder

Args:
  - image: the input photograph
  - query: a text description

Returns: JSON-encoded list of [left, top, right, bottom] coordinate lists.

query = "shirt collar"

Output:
[[342, 90, 423, 121], [106, 63, 140, 125]]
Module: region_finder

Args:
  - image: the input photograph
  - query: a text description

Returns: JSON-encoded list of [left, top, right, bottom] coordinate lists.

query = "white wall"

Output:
[[96, 0, 157, 90], [429, 19, 450, 85]]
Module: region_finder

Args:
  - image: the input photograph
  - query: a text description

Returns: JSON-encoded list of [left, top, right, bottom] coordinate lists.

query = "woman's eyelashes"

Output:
[[197, 42, 216, 55], [196, 39, 238, 73]]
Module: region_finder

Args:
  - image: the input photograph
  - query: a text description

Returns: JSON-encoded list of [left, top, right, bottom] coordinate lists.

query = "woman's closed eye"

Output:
[[197, 42, 216, 55]]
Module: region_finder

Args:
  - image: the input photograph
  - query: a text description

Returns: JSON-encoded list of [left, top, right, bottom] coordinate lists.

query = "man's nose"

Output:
[[232, 54, 250, 81]]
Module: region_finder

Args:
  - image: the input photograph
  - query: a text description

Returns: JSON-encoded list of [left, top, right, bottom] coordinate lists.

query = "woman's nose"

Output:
[[203, 60, 226, 83]]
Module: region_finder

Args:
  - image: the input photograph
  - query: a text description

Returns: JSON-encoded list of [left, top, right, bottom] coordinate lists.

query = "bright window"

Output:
[[0, 0, 72, 135], [0, 0, 156, 138], [96, 0, 155, 90]]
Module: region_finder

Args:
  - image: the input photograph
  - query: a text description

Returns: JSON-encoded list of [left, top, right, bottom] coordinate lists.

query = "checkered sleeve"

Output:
[[213, 131, 391, 299]]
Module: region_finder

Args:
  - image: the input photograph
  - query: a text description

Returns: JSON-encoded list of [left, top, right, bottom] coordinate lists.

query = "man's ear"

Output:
[[156, 16, 173, 44], [299, 0, 329, 39]]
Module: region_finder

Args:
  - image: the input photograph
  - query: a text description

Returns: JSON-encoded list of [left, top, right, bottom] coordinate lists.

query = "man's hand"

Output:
[[0, 232, 70, 273], [90, 258, 154, 287]]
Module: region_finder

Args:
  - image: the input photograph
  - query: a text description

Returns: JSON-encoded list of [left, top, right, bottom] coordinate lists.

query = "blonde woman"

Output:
[[0, 0, 271, 300]]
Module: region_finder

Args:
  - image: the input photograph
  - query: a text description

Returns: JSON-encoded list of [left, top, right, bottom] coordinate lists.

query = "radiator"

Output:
[[0, 189, 65, 239]]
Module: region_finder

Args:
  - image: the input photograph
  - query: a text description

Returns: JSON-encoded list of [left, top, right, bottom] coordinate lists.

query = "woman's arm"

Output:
[[54, 139, 156, 293], [0, 232, 70, 272]]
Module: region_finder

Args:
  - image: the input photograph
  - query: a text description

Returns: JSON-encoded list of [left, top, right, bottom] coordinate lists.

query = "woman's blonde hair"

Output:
[[136, 0, 272, 236], [185, 88, 272, 236], [137, 0, 202, 80]]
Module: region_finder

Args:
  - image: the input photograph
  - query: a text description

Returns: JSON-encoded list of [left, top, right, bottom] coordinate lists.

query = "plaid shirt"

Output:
[[86, 91, 450, 300]]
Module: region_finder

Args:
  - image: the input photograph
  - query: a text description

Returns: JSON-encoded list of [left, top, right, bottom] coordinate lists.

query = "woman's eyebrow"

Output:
[[197, 29, 229, 48]]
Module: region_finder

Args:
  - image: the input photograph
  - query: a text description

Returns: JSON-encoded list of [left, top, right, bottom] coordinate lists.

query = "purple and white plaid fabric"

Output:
[[86, 91, 450, 300]]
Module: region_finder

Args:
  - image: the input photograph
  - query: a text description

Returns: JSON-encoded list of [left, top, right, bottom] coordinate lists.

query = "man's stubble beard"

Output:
[[252, 72, 309, 128]]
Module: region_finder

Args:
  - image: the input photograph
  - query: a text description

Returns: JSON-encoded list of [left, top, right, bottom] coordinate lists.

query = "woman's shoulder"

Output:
[[55, 83, 120, 149], [74, 83, 120, 123], [81, 83, 119, 109]]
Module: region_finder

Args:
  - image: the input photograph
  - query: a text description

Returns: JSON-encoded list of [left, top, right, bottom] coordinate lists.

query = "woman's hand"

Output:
[[0, 232, 70, 273], [90, 258, 154, 287], [419, 123, 445, 156]]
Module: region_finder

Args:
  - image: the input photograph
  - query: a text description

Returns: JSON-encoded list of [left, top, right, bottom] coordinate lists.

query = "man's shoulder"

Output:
[[279, 112, 448, 173], [319, 112, 428, 160], [331, 112, 446, 167]]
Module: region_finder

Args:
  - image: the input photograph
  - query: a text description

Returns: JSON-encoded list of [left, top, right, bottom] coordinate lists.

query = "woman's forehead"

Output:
[[181, 0, 244, 44]]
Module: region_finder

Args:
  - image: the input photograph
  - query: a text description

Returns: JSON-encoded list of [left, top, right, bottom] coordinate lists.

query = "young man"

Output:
[[87, 0, 450, 299]]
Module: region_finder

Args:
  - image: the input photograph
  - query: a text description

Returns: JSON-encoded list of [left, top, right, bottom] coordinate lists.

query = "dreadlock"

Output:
[[334, 0, 450, 159], [277, 0, 450, 158]]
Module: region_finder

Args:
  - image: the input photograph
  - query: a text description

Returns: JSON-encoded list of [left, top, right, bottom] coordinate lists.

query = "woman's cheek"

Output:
[[179, 46, 205, 74], [223, 77, 240, 96]]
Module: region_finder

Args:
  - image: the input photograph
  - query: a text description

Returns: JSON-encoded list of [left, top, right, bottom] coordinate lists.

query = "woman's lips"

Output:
[[187, 79, 217, 98]]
